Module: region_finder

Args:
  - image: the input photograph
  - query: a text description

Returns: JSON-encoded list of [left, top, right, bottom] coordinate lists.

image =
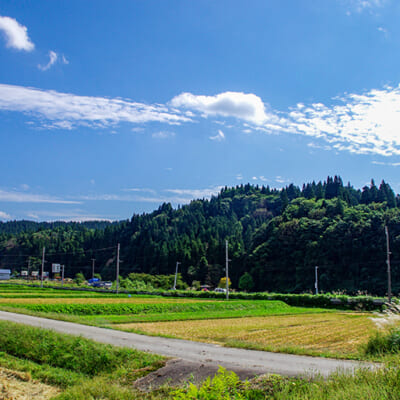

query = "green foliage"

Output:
[[238, 273, 254, 292], [365, 328, 400, 355], [172, 367, 262, 400], [8, 299, 296, 316], [1, 176, 400, 296], [0, 320, 161, 376], [74, 272, 86, 285]]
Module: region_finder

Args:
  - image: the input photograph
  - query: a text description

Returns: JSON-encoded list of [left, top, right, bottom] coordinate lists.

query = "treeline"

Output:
[[1, 176, 399, 296]]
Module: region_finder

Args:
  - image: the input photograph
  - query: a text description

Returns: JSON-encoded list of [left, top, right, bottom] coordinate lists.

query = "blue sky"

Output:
[[1, 0, 400, 221]]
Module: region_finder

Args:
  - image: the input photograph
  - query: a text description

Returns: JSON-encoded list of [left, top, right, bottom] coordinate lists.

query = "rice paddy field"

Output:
[[0, 282, 390, 361]]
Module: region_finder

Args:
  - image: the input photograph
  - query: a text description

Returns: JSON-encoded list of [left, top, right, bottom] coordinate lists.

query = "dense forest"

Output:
[[1, 176, 400, 296]]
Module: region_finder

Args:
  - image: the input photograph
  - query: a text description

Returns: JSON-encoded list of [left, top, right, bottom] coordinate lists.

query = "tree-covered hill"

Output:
[[1, 176, 399, 295]]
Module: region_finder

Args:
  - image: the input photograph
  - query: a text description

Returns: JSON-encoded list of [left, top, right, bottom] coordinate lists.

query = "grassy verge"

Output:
[[0, 320, 167, 399]]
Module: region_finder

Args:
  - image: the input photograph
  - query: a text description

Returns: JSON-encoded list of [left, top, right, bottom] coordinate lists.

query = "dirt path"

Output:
[[0, 311, 374, 381]]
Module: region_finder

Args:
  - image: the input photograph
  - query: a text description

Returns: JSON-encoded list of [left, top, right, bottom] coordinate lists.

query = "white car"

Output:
[[214, 288, 226, 293]]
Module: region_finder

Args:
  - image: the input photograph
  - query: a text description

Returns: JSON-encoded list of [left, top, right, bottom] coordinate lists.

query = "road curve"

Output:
[[0, 311, 373, 378]]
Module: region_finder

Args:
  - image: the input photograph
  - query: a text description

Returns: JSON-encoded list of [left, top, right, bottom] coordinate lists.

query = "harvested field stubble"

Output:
[[0, 367, 60, 400], [116, 313, 376, 357]]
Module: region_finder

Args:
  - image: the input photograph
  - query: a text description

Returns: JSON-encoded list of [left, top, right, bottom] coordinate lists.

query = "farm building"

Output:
[[0, 269, 11, 280]]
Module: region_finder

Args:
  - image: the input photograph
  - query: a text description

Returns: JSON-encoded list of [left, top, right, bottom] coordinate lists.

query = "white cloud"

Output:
[[0, 84, 190, 129], [26, 210, 113, 222], [209, 129, 225, 141], [38, 51, 58, 71], [0, 189, 81, 204], [170, 91, 272, 125], [0, 211, 11, 220], [164, 187, 223, 199], [275, 176, 289, 184], [372, 161, 400, 166], [152, 131, 175, 139], [345, 0, 388, 13], [122, 188, 156, 194], [287, 85, 400, 156], [0, 16, 34, 51], [3, 82, 400, 157], [236, 174, 243, 180], [38, 51, 69, 71]]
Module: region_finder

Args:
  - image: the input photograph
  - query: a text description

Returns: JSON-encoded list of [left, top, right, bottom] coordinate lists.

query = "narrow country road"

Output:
[[0, 311, 373, 378]]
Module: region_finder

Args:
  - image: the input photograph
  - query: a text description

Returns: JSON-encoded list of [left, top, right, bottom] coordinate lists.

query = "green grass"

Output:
[[0, 320, 167, 399], [1, 299, 329, 320], [0, 320, 163, 376]]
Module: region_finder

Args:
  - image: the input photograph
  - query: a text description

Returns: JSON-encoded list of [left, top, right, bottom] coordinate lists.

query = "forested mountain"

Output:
[[1, 176, 400, 295]]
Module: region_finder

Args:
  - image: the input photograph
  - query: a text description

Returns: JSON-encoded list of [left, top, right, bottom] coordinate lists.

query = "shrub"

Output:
[[172, 367, 264, 400], [365, 328, 400, 355]]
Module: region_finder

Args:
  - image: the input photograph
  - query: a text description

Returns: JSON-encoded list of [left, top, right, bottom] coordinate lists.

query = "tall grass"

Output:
[[365, 328, 400, 355], [0, 321, 162, 376]]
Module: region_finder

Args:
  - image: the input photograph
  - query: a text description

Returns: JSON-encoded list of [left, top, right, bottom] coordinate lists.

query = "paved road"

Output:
[[0, 311, 373, 378]]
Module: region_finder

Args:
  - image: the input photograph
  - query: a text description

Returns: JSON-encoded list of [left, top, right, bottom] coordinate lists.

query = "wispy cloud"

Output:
[[0, 211, 11, 220], [372, 160, 400, 166], [209, 129, 225, 141], [164, 187, 223, 199], [0, 84, 190, 129], [122, 188, 156, 194], [236, 174, 243, 180], [275, 176, 289, 184], [3, 81, 400, 156], [0, 16, 34, 51], [152, 131, 175, 139], [0, 189, 81, 204], [26, 210, 113, 222], [38, 51, 58, 71], [287, 85, 400, 156], [345, 0, 388, 13]]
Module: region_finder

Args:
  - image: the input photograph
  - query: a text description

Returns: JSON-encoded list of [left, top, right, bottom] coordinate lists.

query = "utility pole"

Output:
[[385, 226, 392, 303], [41, 247, 45, 288], [315, 266, 318, 295], [173, 261, 181, 290], [116, 243, 120, 294], [61, 265, 65, 287], [91, 258, 96, 280], [225, 240, 229, 300]]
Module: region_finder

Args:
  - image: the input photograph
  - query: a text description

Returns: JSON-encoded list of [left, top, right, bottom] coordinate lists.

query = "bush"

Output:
[[172, 367, 264, 400], [365, 328, 400, 355]]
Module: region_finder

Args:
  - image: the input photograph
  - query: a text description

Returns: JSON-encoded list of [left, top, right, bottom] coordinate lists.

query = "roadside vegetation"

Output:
[[0, 320, 166, 399], [1, 320, 400, 399], [1, 284, 400, 398]]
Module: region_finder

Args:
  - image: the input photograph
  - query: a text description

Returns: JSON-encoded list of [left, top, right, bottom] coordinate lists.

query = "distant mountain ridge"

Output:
[[1, 176, 399, 296]]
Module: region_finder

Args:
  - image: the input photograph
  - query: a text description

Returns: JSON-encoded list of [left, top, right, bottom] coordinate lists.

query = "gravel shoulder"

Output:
[[0, 311, 374, 382]]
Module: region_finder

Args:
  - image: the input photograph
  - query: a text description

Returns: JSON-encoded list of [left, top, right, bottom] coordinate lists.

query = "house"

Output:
[[0, 269, 11, 280]]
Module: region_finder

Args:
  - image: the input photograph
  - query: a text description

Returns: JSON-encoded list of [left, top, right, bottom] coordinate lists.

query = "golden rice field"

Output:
[[115, 312, 378, 357]]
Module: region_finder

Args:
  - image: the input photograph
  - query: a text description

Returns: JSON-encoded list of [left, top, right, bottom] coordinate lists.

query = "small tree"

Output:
[[218, 277, 231, 289], [238, 272, 254, 292], [74, 272, 86, 285]]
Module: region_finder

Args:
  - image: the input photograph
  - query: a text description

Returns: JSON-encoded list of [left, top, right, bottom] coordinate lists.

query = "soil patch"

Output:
[[134, 358, 259, 391], [0, 367, 60, 400]]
